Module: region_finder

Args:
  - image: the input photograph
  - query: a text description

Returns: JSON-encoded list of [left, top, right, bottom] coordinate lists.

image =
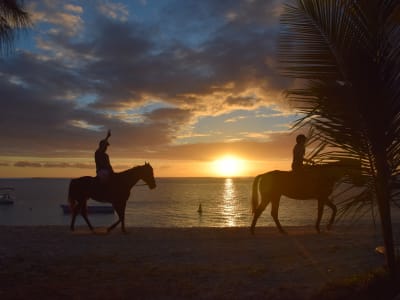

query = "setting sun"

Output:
[[213, 156, 244, 177]]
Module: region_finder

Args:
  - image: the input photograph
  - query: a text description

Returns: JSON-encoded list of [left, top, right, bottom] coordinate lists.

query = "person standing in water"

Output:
[[95, 130, 114, 183]]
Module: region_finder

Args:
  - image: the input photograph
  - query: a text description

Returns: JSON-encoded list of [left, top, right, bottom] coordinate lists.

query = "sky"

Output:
[[0, 0, 304, 178]]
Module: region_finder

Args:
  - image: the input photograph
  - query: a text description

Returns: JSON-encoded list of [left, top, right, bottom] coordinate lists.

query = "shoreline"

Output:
[[0, 225, 386, 299]]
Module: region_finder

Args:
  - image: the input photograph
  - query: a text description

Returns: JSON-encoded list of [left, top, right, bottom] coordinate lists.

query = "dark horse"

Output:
[[68, 162, 156, 233], [250, 158, 362, 234]]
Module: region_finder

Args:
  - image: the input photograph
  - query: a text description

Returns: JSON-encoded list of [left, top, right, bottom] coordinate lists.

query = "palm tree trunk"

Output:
[[375, 156, 396, 277]]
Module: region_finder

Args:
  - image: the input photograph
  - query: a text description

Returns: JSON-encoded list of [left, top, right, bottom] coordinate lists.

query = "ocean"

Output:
[[0, 177, 394, 228]]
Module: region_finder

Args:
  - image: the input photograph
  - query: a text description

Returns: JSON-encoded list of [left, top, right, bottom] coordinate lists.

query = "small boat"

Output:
[[60, 204, 114, 214], [0, 187, 15, 205]]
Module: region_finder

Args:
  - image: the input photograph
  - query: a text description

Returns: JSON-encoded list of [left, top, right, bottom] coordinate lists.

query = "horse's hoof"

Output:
[[278, 227, 288, 235], [250, 227, 255, 235]]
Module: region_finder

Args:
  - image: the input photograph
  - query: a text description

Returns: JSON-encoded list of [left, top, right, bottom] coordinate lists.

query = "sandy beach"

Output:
[[0, 225, 388, 299]]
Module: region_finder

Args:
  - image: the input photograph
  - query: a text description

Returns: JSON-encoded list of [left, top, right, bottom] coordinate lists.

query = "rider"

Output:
[[291, 134, 307, 172], [95, 130, 114, 183]]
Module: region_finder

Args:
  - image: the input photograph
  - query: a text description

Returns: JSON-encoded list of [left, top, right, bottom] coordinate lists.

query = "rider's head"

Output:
[[296, 134, 306, 144], [99, 140, 109, 151]]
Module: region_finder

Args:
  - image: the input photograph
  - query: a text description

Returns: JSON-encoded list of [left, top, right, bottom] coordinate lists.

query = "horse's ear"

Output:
[[145, 161, 148, 165]]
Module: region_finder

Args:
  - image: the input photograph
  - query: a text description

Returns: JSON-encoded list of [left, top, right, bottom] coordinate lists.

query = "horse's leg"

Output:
[[325, 199, 337, 230], [70, 200, 83, 231], [316, 198, 325, 233], [119, 201, 127, 233], [271, 195, 286, 234], [80, 201, 94, 232], [107, 202, 122, 233], [107, 219, 121, 232], [250, 196, 269, 235]]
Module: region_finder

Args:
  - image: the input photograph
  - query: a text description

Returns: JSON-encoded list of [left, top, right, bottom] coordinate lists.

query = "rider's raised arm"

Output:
[[104, 129, 111, 142]]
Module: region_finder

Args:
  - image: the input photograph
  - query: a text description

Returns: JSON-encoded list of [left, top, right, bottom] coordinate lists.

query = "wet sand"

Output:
[[0, 225, 386, 299]]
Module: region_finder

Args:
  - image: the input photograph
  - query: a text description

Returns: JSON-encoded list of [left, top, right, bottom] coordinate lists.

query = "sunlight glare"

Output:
[[213, 156, 243, 177]]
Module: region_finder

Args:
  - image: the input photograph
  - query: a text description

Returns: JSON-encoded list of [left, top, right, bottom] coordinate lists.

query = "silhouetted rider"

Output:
[[95, 130, 113, 183], [291, 134, 306, 172]]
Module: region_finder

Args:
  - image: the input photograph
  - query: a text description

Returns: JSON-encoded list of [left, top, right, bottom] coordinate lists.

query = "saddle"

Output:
[[91, 176, 113, 202], [289, 166, 321, 192]]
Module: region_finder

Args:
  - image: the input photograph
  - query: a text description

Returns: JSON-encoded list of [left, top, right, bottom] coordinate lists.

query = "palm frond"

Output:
[[280, 1, 400, 273], [0, 0, 31, 55]]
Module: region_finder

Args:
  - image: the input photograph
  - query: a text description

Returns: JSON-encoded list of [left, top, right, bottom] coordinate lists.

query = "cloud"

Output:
[[64, 4, 83, 14], [1, 0, 296, 169], [29, 1, 84, 37], [12, 161, 95, 169], [97, 1, 129, 21], [6, 130, 301, 173], [14, 161, 43, 168], [224, 95, 261, 108]]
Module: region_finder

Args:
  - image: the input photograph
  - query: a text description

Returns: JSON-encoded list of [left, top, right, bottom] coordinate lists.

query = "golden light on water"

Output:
[[213, 155, 245, 177], [221, 178, 237, 226]]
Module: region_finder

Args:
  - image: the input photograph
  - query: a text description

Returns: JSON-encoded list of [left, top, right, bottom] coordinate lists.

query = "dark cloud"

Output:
[[68, 0, 289, 108], [14, 161, 42, 168], [12, 161, 95, 169], [224, 95, 261, 107], [41, 162, 94, 169]]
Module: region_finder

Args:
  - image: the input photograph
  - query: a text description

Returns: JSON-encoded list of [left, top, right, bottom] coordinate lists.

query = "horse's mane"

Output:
[[117, 165, 145, 176]]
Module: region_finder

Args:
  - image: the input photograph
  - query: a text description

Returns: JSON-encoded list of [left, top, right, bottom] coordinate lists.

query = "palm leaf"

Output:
[[0, 0, 31, 55], [279, 0, 400, 276]]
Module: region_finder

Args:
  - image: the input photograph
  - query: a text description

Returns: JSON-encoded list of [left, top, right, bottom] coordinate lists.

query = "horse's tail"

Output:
[[251, 174, 262, 214]]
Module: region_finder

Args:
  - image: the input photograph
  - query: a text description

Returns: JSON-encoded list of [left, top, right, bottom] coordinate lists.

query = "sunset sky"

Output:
[[0, 0, 304, 178]]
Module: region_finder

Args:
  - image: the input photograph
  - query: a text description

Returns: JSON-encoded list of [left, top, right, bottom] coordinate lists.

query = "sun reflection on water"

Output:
[[222, 178, 237, 226]]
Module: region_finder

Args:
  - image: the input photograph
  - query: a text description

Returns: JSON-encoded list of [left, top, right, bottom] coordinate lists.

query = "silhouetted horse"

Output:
[[250, 158, 362, 234], [68, 163, 156, 233]]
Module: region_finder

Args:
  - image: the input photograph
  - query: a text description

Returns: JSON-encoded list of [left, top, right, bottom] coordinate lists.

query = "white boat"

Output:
[[0, 187, 15, 205], [60, 204, 114, 214]]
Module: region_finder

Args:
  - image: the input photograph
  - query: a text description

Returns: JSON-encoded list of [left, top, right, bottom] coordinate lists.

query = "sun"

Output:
[[213, 156, 243, 177]]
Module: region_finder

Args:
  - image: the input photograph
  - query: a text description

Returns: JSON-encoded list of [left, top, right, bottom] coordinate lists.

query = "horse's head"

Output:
[[338, 158, 364, 186], [141, 162, 156, 189]]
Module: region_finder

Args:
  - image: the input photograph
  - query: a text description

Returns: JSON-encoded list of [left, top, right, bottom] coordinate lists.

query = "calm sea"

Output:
[[0, 177, 394, 228]]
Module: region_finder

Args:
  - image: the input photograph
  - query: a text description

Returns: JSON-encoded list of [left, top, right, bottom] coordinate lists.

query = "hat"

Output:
[[296, 134, 306, 143]]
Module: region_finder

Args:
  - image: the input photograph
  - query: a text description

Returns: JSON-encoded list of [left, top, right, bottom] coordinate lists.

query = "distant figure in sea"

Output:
[[197, 203, 202, 215], [95, 130, 114, 183], [291, 134, 307, 172]]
